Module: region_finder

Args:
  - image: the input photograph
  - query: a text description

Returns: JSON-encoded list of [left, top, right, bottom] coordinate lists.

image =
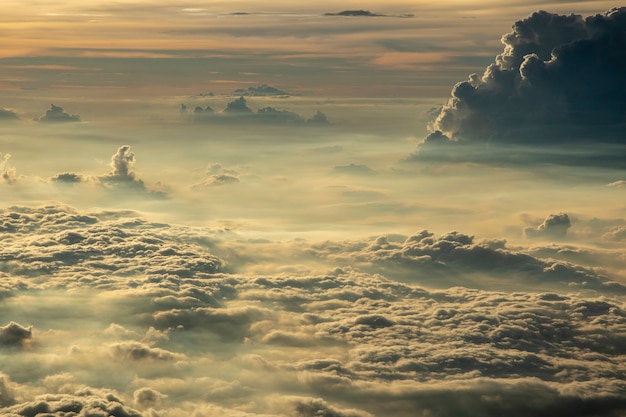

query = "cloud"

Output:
[[0, 321, 32, 347], [223, 96, 253, 114], [0, 153, 19, 184], [194, 163, 240, 187], [0, 205, 223, 280], [603, 226, 626, 241], [50, 172, 83, 183], [411, 7, 626, 165], [99, 145, 148, 190], [305, 229, 624, 294], [0, 108, 18, 120], [186, 96, 330, 126], [307, 111, 330, 125], [1, 388, 143, 417], [234, 84, 291, 97], [333, 163, 376, 176], [206, 173, 240, 186], [38, 104, 80, 122], [323, 10, 413, 18], [1, 205, 626, 417], [607, 180, 626, 187], [109, 341, 183, 362], [133, 387, 166, 409], [525, 213, 571, 239]]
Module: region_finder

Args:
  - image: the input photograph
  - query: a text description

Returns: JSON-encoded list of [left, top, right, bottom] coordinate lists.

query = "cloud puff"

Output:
[[307, 111, 330, 125], [99, 145, 149, 190], [0, 322, 32, 347], [50, 172, 83, 183], [0, 153, 19, 184], [38, 104, 80, 123], [525, 213, 571, 239], [603, 226, 626, 241], [109, 341, 183, 362], [133, 387, 166, 409], [0, 108, 18, 120], [412, 8, 626, 164], [194, 163, 240, 187]]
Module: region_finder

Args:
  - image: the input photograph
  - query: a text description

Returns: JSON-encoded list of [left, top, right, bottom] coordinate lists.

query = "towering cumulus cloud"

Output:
[[413, 8, 626, 164]]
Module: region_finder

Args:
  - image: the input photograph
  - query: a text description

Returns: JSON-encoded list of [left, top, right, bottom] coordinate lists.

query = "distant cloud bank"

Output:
[[182, 95, 330, 126]]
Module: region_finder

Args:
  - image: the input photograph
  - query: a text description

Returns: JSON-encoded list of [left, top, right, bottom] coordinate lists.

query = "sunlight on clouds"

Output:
[[0, 2, 625, 417]]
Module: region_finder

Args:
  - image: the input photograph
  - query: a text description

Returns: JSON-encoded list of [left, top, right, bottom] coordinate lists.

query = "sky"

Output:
[[1, 2, 626, 417]]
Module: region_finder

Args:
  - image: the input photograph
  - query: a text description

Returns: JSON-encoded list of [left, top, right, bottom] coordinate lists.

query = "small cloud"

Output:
[[38, 104, 80, 123], [0, 322, 32, 347], [0, 108, 18, 121], [207, 173, 240, 186], [186, 96, 330, 126], [607, 180, 626, 187], [233, 84, 291, 97], [333, 163, 376, 176], [133, 387, 166, 409], [525, 213, 571, 239], [104, 145, 138, 182], [602, 226, 626, 241], [0, 153, 18, 184], [223, 96, 252, 114], [307, 111, 330, 125], [194, 164, 240, 187], [324, 10, 413, 18], [51, 172, 83, 183]]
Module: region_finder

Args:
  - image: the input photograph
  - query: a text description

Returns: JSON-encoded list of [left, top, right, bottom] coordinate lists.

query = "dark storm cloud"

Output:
[[0, 108, 18, 120], [525, 213, 571, 239], [412, 7, 626, 165], [38, 104, 80, 123], [0, 322, 32, 347]]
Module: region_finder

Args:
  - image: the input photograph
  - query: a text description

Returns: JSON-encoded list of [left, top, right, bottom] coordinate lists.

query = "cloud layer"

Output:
[[0, 205, 624, 417]]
